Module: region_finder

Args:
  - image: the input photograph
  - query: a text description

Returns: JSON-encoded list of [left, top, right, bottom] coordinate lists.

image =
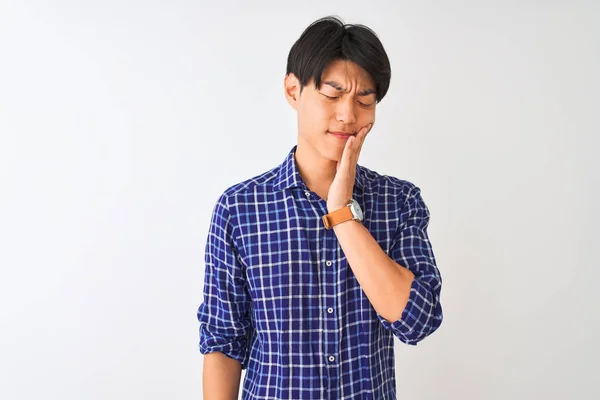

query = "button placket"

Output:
[[322, 225, 340, 390]]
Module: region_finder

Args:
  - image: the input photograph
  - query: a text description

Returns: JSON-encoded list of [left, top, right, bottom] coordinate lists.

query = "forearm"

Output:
[[333, 220, 414, 322], [203, 352, 242, 400]]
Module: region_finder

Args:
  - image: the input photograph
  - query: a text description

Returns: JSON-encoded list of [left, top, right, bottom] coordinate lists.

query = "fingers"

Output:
[[355, 123, 372, 162], [343, 134, 354, 164], [340, 123, 372, 171]]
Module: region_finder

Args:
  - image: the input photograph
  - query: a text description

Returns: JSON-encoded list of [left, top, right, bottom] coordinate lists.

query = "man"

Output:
[[197, 15, 443, 399]]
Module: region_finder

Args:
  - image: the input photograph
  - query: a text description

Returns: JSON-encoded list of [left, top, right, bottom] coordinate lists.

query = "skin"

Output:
[[284, 58, 375, 208]]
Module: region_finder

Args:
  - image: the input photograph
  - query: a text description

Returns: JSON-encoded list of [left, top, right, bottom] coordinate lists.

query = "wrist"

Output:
[[322, 198, 364, 229], [327, 204, 345, 213], [327, 200, 350, 213]]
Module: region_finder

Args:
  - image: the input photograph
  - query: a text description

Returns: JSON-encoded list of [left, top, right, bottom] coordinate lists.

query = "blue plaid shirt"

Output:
[[197, 145, 443, 399]]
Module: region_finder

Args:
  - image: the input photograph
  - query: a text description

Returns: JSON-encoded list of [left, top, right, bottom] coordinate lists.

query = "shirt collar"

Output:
[[273, 145, 365, 192]]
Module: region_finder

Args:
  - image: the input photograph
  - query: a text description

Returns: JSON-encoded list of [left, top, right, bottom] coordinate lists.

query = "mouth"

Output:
[[328, 131, 356, 139]]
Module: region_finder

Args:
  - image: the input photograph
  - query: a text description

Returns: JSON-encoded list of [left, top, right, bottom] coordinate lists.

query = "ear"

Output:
[[284, 73, 301, 110]]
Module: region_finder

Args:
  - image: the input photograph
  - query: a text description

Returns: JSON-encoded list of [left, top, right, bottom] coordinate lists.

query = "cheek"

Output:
[[363, 109, 376, 124], [300, 100, 330, 125]]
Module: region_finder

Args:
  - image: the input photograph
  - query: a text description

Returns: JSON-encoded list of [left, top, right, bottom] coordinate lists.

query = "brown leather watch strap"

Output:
[[322, 205, 354, 229]]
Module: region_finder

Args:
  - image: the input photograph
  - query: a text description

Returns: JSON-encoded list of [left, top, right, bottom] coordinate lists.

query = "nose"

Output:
[[335, 98, 357, 125]]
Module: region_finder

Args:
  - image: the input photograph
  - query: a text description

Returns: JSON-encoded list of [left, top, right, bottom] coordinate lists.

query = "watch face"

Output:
[[349, 199, 363, 221]]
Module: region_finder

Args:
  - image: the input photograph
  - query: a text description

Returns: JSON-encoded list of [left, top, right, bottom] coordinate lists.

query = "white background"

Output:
[[1, 1, 598, 399]]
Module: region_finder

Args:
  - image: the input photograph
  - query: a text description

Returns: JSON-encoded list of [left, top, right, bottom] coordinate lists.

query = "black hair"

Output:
[[286, 15, 391, 103]]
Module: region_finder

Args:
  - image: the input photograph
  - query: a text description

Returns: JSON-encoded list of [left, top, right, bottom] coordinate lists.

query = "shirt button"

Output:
[[304, 191, 310, 197], [326, 260, 332, 267], [328, 355, 335, 362], [327, 307, 334, 314]]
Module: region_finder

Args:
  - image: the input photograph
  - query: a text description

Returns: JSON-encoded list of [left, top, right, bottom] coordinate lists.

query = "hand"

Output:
[[326, 123, 372, 213]]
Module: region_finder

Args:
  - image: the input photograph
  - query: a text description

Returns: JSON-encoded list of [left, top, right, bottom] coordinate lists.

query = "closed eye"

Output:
[[320, 93, 373, 108]]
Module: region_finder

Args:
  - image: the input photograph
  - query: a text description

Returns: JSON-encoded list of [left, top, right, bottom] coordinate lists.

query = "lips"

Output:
[[328, 131, 356, 140], [328, 131, 355, 136]]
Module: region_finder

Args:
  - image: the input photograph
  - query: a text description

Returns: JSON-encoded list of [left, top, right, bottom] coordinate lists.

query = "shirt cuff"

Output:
[[198, 325, 250, 369], [376, 277, 430, 345]]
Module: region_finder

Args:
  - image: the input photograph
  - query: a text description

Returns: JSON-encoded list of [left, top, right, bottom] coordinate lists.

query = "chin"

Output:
[[315, 140, 343, 162], [298, 132, 344, 161]]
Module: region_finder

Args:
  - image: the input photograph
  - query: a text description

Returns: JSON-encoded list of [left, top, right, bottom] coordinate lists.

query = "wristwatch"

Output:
[[322, 198, 364, 229]]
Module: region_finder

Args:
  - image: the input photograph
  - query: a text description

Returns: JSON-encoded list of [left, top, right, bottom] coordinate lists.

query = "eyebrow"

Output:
[[323, 80, 376, 96]]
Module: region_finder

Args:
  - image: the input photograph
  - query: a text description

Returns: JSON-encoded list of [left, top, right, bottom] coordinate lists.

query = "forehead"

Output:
[[321, 59, 374, 88]]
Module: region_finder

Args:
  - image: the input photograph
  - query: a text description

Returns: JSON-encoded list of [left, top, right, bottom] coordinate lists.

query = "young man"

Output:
[[197, 16, 443, 400]]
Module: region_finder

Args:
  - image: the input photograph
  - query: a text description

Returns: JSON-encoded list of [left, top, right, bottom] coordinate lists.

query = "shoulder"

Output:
[[358, 164, 432, 227], [212, 164, 280, 210], [357, 163, 422, 201]]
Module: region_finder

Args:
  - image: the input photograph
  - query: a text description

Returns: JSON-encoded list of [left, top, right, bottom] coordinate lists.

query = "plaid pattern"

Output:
[[197, 145, 443, 399]]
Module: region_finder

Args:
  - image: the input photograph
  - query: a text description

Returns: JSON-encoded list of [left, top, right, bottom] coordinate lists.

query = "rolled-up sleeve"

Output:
[[197, 193, 252, 368], [377, 185, 443, 345]]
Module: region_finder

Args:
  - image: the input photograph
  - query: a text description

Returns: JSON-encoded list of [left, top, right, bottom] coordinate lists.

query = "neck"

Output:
[[294, 138, 337, 199]]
